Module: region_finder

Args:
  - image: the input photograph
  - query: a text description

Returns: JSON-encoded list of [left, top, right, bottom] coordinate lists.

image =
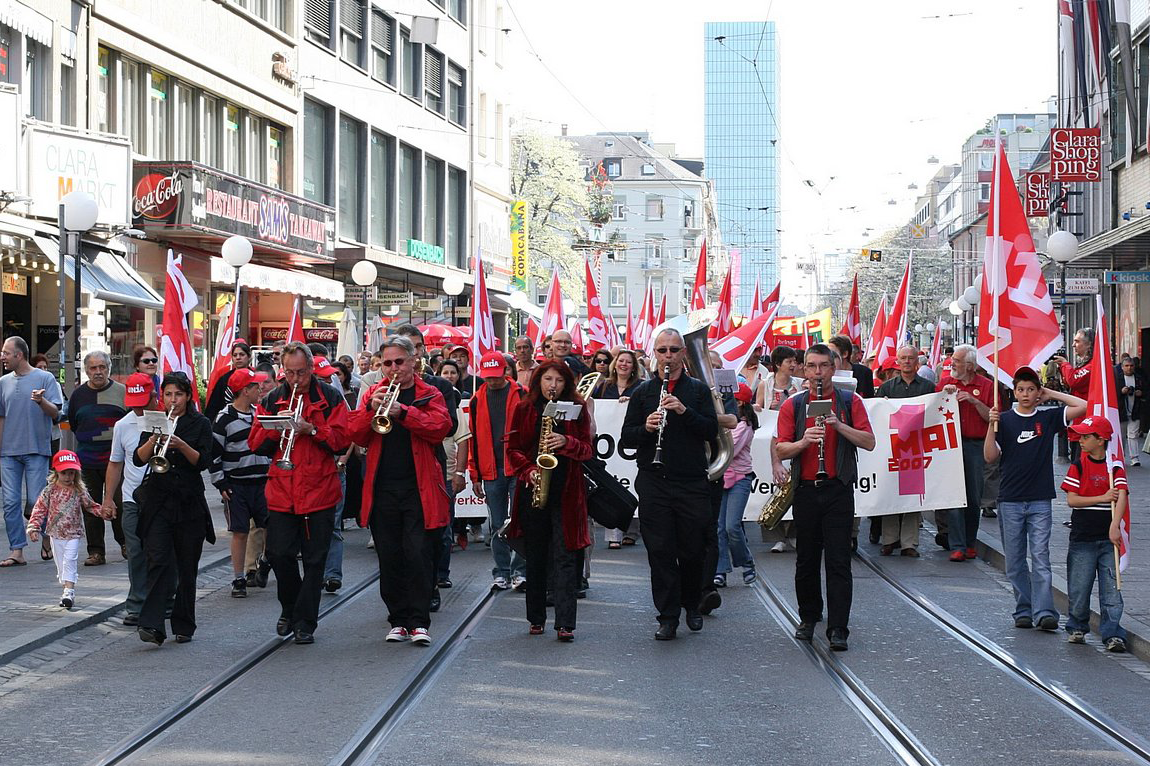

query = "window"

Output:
[[202, 95, 220, 166], [447, 62, 465, 126], [494, 5, 504, 64], [608, 278, 626, 307], [234, 0, 288, 31], [59, 63, 76, 126], [401, 28, 420, 98], [477, 0, 487, 53], [651, 282, 663, 308], [606, 159, 621, 178], [267, 125, 283, 189], [612, 196, 626, 220], [424, 48, 445, 115], [305, 0, 334, 47], [339, 116, 364, 240], [340, 0, 365, 68], [645, 239, 663, 263], [148, 71, 169, 157], [645, 195, 664, 221], [0, 26, 10, 83], [25, 41, 49, 121], [448, 0, 467, 23], [494, 102, 504, 163], [477, 92, 487, 156], [609, 235, 627, 262], [683, 201, 695, 228], [424, 156, 444, 246], [370, 10, 395, 86], [174, 82, 194, 160], [96, 47, 110, 132], [246, 114, 264, 180], [370, 130, 395, 248], [398, 143, 419, 247], [120, 58, 142, 147], [641, 163, 655, 176], [303, 99, 331, 203], [223, 104, 241, 173], [447, 167, 466, 268], [979, 183, 990, 202]]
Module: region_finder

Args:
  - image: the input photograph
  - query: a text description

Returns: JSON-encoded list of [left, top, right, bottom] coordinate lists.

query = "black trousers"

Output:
[[635, 472, 711, 625], [369, 485, 441, 630], [794, 481, 854, 636], [700, 479, 723, 596], [82, 467, 123, 556], [266, 507, 335, 634], [524, 504, 578, 629], [139, 508, 205, 639]]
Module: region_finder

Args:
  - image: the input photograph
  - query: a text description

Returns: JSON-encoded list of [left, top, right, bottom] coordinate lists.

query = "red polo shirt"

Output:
[[776, 391, 871, 481], [937, 373, 993, 439]]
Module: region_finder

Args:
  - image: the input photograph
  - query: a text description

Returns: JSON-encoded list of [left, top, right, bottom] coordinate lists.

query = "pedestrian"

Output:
[[1060, 416, 1129, 652], [29, 354, 61, 454], [764, 345, 804, 553], [589, 349, 613, 391], [0, 336, 63, 567], [331, 360, 363, 595], [1054, 328, 1093, 462], [25, 450, 101, 608], [505, 361, 593, 641], [621, 329, 719, 640], [350, 336, 452, 646], [985, 366, 1087, 631], [132, 372, 215, 646], [714, 383, 759, 587], [513, 336, 538, 388], [596, 349, 642, 549], [133, 345, 161, 393], [64, 350, 127, 566], [829, 335, 875, 399], [1116, 357, 1146, 466], [204, 341, 253, 421], [550, 330, 590, 377], [739, 347, 769, 408], [698, 349, 740, 617]]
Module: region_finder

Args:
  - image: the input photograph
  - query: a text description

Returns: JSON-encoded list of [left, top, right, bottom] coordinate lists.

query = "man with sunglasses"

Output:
[[551, 330, 590, 377], [621, 329, 718, 641]]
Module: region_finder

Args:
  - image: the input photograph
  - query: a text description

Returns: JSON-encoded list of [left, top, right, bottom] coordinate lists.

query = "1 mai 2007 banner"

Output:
[[452, 392, 967, 521]]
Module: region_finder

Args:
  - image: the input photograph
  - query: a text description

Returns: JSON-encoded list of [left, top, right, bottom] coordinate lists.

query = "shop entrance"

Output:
[[1, 276, 32, 344]]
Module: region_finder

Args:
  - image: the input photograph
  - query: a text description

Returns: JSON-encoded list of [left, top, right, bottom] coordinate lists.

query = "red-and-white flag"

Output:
[[928, 316, 943, 369], [635, 279, 654, 351], [977, 142, 1061, 387], [568, 318, 586, 356], [469, 252, 496, 361], [712, 303, 780, 373], [625, 302, 635, 349], [761, 281, 780, 319], [655, 291, 667, 327], [690, 240, 708, 311], [864, 294, 888, 368], [1084, 294, 1131, 571], [287, 296, 306, 345], [206, 300, 238, 402], [874, 257, 912, 370], [585, 258, 612, 352], [160, 250, 200, 403], [526, 317, 540, 357], [603, 308, 622, 349], [534, 271, 566, 348], [840, 275, 862, 347], [749, 278, 762, 321], [709, 266, 734, 339]]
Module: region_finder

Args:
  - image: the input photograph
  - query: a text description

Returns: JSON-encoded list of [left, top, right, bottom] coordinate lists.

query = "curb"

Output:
[[0, 545, 233, 666], [975, 538, 1150, 660]]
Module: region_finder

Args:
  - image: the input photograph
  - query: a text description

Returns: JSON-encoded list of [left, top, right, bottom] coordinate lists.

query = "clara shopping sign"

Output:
[[1050, 128, 1102, 182]]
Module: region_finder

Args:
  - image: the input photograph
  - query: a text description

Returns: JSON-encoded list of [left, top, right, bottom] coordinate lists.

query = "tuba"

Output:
[[682, 311, 736, 482]]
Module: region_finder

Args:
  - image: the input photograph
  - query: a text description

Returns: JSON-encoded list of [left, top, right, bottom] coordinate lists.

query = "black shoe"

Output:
[[429, 589, 441, 613], [276, 617, 292, 637], [437, 578, 453, 589], [245, 570, 258, 588], [137, 627, 164, 646], [828, 628, 849, 651], [981, 507, 997, 518], [324, 578, 341, 593], [1037, 615, 1059, 632], [1014, 616, 1034, 629], [686, 612, 703, 631], [576, 587, 587, 600], [934, 532, 949, 550], [293, 630, 315, 645], [123, 613, 140, 627], [699, 590, 722, 615], [174, 634, 192, 644], [255, 555, 271, 588], [794, 622, 815, 641], [655, 623, 677, 641], [231, 576, 247, 598], [868, 531, 880, 545]]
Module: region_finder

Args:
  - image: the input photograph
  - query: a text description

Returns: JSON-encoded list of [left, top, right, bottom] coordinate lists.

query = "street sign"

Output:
[[1104, 270, 1150, 284], [909, 223, 926, 239], [1047, 277, 1099, 295], [377, 291, 414, 305], [345, 285, 376, 302], [414, 298, 442, 312]]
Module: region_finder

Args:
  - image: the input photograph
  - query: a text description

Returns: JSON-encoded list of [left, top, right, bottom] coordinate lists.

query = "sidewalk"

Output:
[[973, 456, 1150, 658], [0, 494, 233, 665]]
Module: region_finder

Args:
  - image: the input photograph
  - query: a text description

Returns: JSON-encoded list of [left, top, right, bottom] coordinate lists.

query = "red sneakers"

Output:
[[949, 550, 966, 562]]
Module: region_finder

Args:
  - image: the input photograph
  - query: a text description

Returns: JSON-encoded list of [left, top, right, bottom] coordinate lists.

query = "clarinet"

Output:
[[815, 378, 829, 484], [650, 364, 672, 467]]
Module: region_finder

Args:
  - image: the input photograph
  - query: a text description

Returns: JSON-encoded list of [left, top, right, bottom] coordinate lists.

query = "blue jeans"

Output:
[[483, 476, 525, 580], [998, 499, 1058, 622], [324, 470, 346, 582], [2, 454, 49, 551], [716, 476, 755, 574], [1066, 540, 1126, 641], [120, 501, 149, 616], [948, 440, 985, 551]]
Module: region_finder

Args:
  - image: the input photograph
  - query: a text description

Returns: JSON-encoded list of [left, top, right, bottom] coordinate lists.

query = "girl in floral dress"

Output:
[[25, 451, 102, 609]]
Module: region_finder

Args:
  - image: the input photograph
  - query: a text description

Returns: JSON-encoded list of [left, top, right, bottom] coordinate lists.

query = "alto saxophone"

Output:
[[532, 391, 559, 509]]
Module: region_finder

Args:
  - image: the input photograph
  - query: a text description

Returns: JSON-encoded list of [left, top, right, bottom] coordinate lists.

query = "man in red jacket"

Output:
[[249, 342, 350, 645], [350, 336, 452, 646]]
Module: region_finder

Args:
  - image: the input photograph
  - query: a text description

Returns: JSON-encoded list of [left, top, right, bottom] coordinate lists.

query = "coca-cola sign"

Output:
[[133, 170, 185, 223], [261, 327, 339, 344]]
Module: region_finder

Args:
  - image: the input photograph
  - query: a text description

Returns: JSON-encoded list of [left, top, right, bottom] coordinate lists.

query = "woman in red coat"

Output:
[[506, 360, 592, 641]]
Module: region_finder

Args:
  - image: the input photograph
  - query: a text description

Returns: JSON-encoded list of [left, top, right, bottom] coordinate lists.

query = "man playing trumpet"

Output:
[[250, 342, 350, 645]]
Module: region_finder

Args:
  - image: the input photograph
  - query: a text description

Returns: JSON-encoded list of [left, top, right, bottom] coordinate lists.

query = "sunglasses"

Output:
[[381, 358, 408, 367], [655, 346, 682, 354], [140, 357, 158, 364]]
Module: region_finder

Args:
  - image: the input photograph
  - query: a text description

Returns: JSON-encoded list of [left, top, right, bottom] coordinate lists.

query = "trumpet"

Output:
[[276, 385, 305, 471], [650, 365, 671, 468], [371, 376, 402, 434], [149, 407, 178, 473]]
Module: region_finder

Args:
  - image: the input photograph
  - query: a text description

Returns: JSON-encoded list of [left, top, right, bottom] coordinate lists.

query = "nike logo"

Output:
[[1017, 431, 1039, 444]]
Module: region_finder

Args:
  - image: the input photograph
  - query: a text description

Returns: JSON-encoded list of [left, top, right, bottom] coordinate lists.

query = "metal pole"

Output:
[[57, 203, 66, 388], [234, 272, 243, 341], [71, 230, 81, 388], [1061, 263, 1068, 352], [362, 295, 368, 354]]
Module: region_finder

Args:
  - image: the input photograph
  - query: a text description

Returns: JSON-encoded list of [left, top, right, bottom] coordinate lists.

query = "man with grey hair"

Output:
[[64, 349, 127, 566], [551, 329, 590, 377]]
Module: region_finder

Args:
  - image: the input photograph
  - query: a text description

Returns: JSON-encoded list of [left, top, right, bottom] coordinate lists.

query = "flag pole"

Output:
[[1110, 468, 1122, 590], [991, 125, 1003, 429]]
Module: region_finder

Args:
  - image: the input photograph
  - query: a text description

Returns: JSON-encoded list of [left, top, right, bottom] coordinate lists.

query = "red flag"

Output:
[[625, 302, 635, 349], [585, 258, 611, 351], [874, 257, 912, 370], [865, 294, 888, 368], [709, 267, 734, 339], [526, 317, 540, 355], [840, 275, 862, 347], [469, 251, 496, 360], [287, 296, 306, 345], [749, 278, 762, 321], [928, 316, 943, 369], [635, 279, 653, 350], [534, 271, 566, 348], [761, 281, 781, 318], [656, 292, 667, 326], [568, 319, 585, 356], [712, 303, 780, 373], [159, 250, 200, 404], [602, 308, 622, 349], [690, 240, 708, 311], [977, 142, 1061, 387], [206, 300, 238, 403]]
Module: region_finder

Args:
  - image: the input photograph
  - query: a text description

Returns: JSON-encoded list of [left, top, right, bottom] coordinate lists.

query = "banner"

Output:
[[451, 392, 966, 520], [772, 308, 832, 347], [510, 199, 528, 290]]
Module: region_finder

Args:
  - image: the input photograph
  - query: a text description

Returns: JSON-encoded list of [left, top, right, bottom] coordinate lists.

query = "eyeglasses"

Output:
[[139, 358, 158, 364], [655, 346, 682, 354], [380, 358, 408, 367]]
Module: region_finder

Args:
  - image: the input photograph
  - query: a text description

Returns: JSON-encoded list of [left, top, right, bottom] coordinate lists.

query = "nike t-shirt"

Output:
[[995, 406, 1067, 502]]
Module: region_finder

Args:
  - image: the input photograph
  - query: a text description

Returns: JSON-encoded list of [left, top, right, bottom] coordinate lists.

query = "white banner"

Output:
[[452, 392, 967, 521]]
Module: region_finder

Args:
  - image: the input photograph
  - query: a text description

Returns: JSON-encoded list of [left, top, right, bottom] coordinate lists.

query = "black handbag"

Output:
[[582, 457, 636, 532]]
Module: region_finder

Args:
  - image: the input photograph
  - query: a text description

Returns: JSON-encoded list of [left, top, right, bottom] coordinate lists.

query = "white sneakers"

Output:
[[60, 588, 75, 609], [492, 576, 510, 590], [510, 575, 527, 592], [386, 626, 431, 645], [385, 627, 409, 642], [410, 627, 431, 646]]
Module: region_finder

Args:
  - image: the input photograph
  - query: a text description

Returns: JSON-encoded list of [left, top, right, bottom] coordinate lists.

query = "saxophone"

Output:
[[532, 391, 559, 509]]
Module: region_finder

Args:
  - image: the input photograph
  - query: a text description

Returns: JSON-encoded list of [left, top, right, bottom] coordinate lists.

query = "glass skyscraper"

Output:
[[704, 21, 779, 314]]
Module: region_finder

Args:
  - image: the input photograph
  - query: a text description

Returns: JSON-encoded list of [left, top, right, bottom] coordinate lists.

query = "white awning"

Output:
[[0, 1, 53, 47], [31, 235, 164, 311], [210, 257, 344, 303]]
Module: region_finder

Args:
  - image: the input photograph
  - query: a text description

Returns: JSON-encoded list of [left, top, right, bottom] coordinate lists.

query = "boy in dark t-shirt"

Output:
[[985, 366, 1087, 631], [1060, 416, 1129, 652]]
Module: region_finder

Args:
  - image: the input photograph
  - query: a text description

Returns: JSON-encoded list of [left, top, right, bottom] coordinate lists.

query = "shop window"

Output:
[[370, 130, 395, 248], [0, 27, 10, 83], [303, 98, 331, 203], [338, 115, 364, 241], [398, 143, 419, 247], [447, 167, 466, 269], [371, 10, 395, 86]]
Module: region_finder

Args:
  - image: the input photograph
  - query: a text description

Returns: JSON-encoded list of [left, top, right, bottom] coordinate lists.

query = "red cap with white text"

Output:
[[52, 450, 81, 472]]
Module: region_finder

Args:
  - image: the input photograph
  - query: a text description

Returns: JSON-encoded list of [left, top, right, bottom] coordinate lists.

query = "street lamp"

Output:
[[59, 191, 98, 388], [351, 260, 378, 353], [508, 289, 529, 337], [221, 236, 253, 340], [443, 272, 465, 325], [1047, 229, 1079, 353]]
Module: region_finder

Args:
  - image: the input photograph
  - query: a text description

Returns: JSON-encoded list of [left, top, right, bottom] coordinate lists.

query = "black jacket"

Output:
[[621, 373, 718, 481], [1115, 366, 1148, 422], [133, 409, 215, 543]]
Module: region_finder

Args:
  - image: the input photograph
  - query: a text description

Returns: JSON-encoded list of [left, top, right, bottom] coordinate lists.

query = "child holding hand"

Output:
[[26, 451, 103, 609]]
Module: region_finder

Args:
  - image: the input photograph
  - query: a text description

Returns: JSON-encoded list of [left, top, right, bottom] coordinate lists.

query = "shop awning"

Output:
[[0, 0, 53, 46], [210, 257, 344, 302], [31, 236, 164, 311], [1067, 216, 1150, 270]]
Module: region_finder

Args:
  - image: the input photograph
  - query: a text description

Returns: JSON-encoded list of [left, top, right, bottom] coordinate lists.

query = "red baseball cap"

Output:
[[52, 450, 81, 472], [124, 373, 155, 408], [478, 351, 506, 377], [734, 383, 753, 404], [227, 367, 269, 392], [313, 356, 338, 377], [880, 356, 898, 371], [1069, 416, 1113, 440]]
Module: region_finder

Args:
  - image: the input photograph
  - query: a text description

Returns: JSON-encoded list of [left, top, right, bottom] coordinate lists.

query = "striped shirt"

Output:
[[210, 404, 270, 490], [1061, 456, 1127, 542]]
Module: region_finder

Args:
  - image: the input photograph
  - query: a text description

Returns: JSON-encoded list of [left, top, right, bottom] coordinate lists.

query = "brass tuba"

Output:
[[682, 310, 735, 482]]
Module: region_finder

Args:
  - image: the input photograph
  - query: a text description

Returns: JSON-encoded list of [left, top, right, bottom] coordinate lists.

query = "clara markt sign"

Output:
[[131, 161, 336, 260]]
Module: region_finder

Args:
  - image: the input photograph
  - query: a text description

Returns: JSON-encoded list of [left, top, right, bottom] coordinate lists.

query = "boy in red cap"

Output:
[[1060, 416, 1129, 652], [26, 451, 102, 608]]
